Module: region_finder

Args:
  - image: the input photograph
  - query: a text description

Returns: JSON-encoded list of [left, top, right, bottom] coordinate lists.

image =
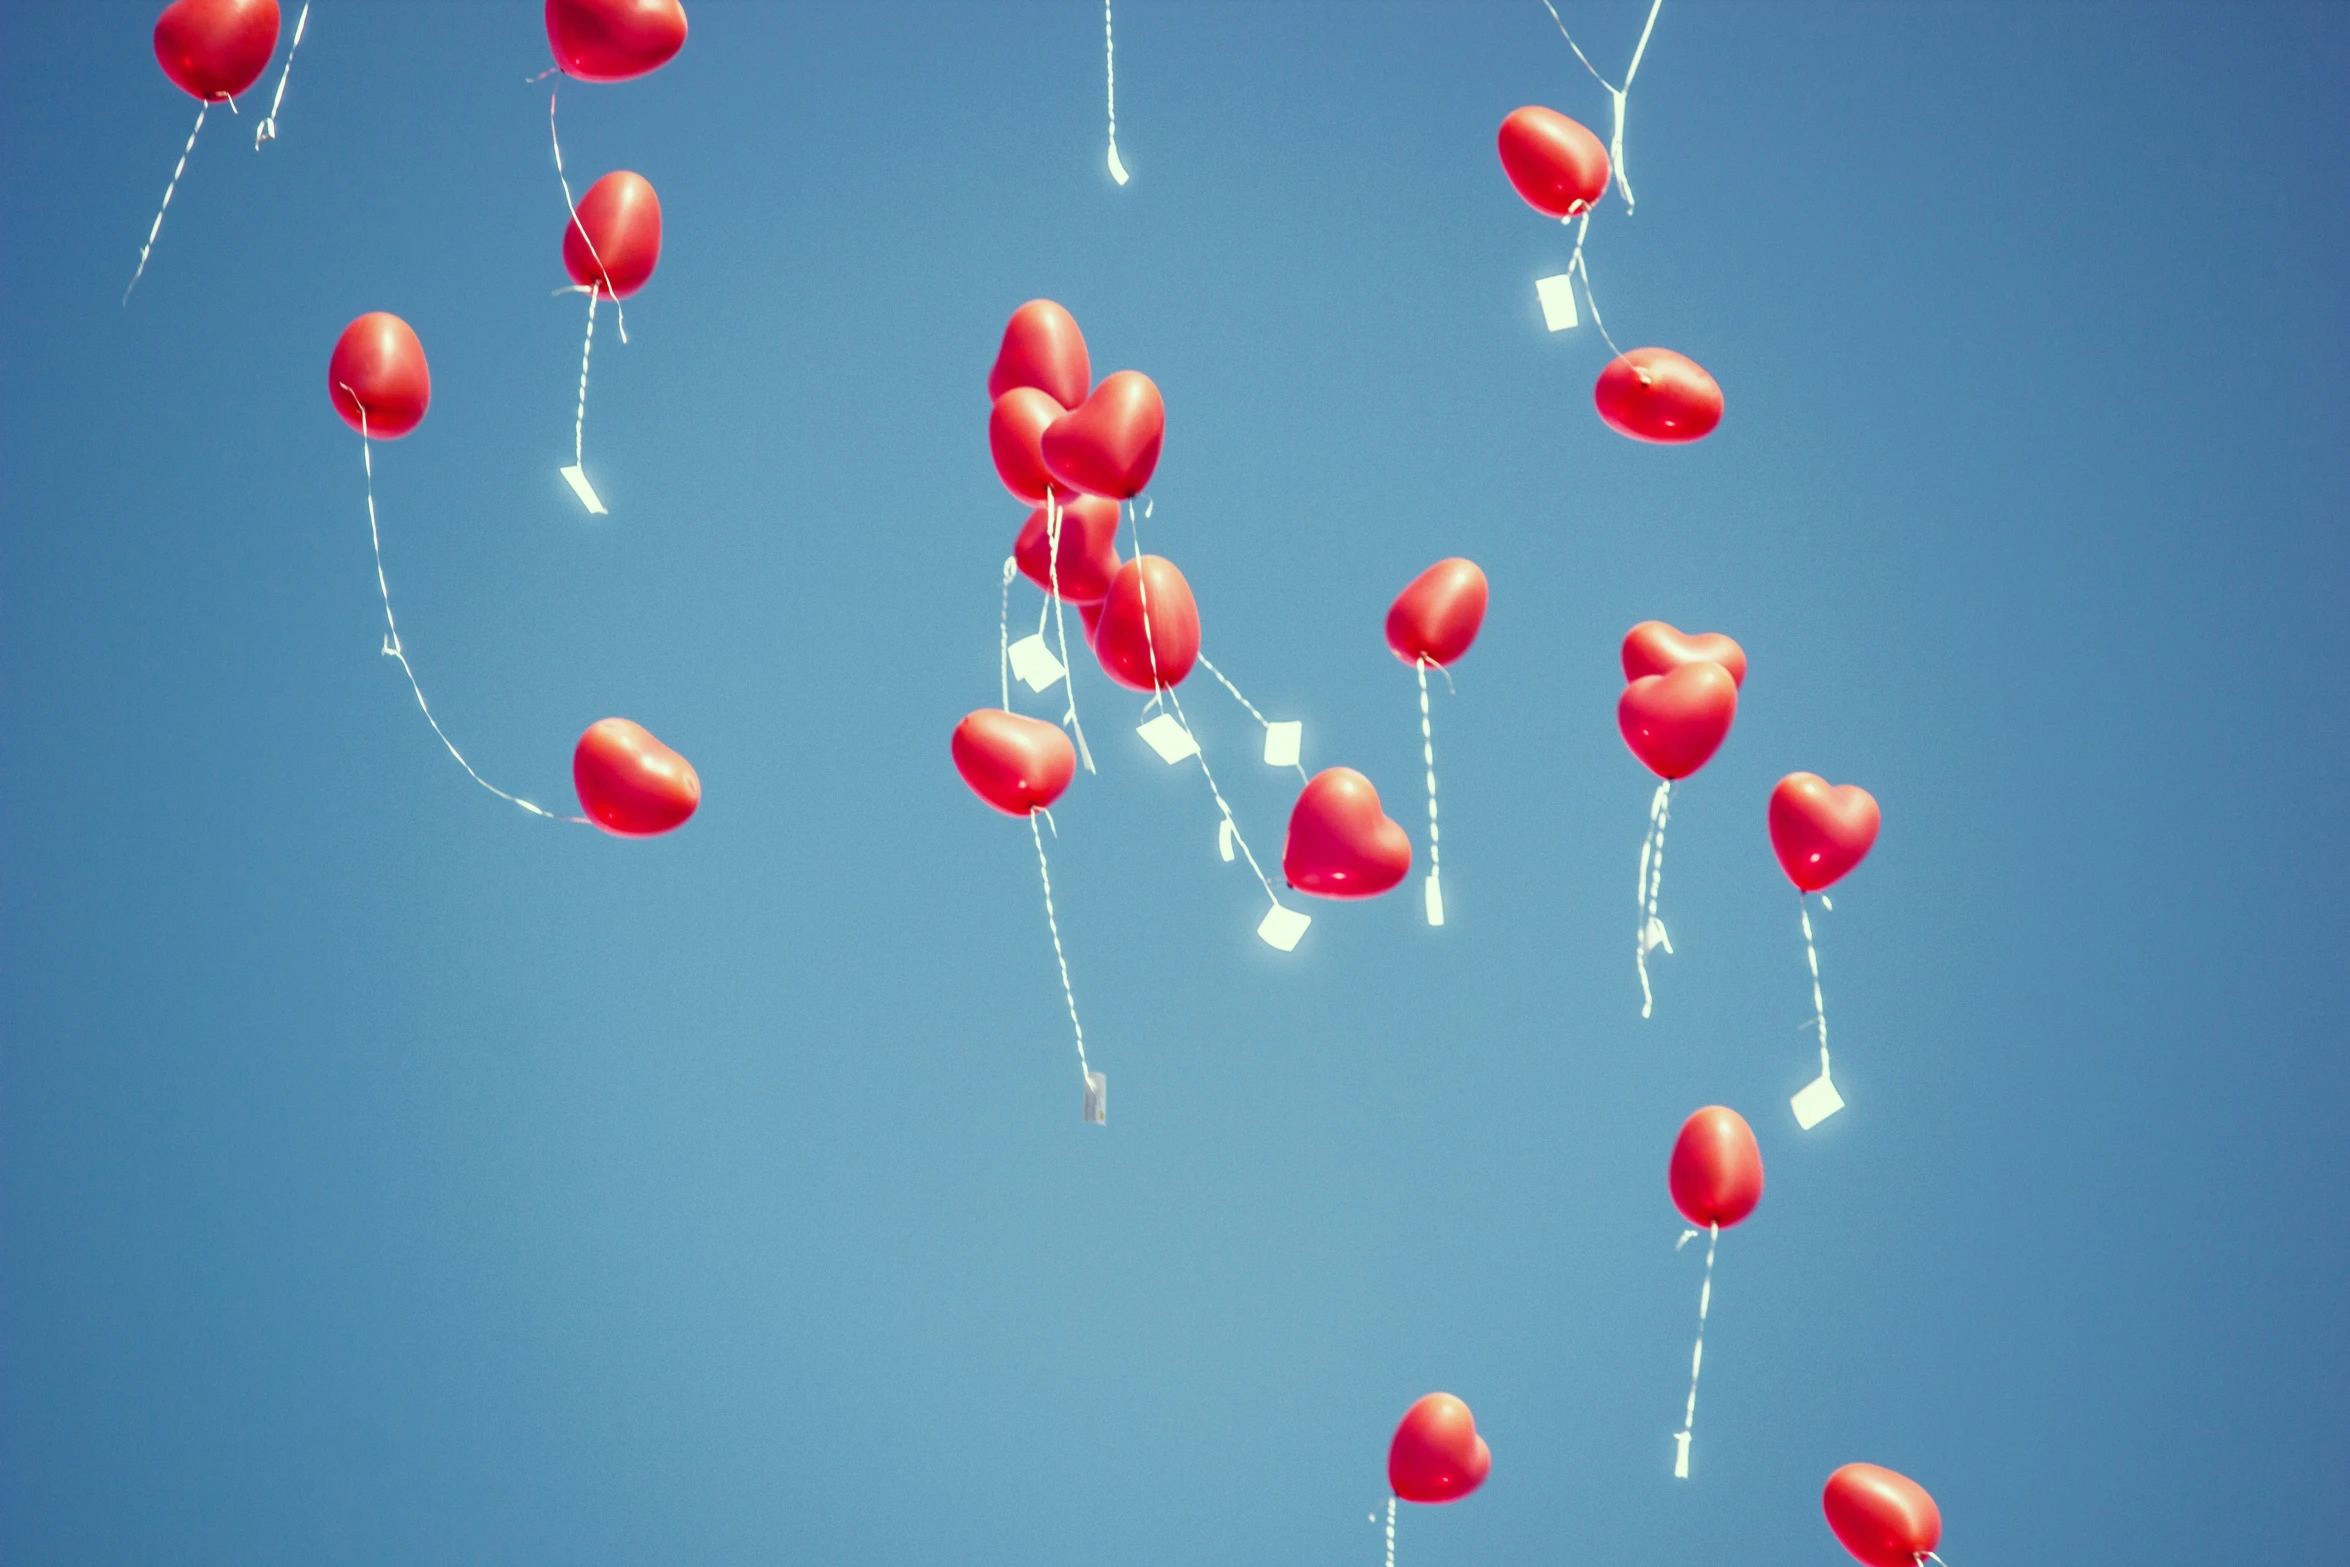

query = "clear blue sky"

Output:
[[3, 3, 2346, 1563]]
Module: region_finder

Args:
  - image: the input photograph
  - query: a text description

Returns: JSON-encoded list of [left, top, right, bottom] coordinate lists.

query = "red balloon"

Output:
[[1769, 774, 1881, 893], [1042, 371, 1165, 500], [1093, 555, 1198, 691], [573, 718, 700, 836], [1669, 1106, 1764, 1228], [1496, 105, 1610, 219], [1283, 769, 1411, 899], [1617, 662, 1737, 780], [1388, 1393, 1490, 1504], [154, 0, 280, 101], [1823, 1464, 1942, 1567], [1595, 349, 1723, 444], [987, 299, 1092, 412], [1014, 495, 1123, 605], [546, 0, 687, 83], [952, 709, 1076, 816], [1621, 620, 1746, 688], [327, 313, 431, 439], [562, 171, 662, 298], [1386, 558, 1489, 668], [989, 388, 1066, 507]]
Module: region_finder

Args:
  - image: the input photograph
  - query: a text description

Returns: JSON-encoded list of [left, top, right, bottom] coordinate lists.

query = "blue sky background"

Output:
[[3, 3, 2346, 1562]]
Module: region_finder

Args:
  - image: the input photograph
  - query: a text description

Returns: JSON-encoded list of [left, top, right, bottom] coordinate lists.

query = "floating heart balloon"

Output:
[[1769, 774, 1880, 892], [1618, 662, 1737, 780], [573, 718, 699, 836], [987, 299, 1091, 412], [989, 388, 1066, 507], [154, 0, 280, 101], [1388, 1393, 1490, 1504], [1497, 105, 1610, 218], [562, 170, 662, 298], [1622, 620, 1746, 688], [1093, 555, 1198, 691], [546, 0, 687, 83], [1283, 768, 1411, 899], [1042, 371, 1164, 500], [328, 313, 431, 439], [952, 710, 1075, 816], [1669, 1106, 1764, 1228], [1595, 348, 1723, 444], [1823, 1464, 1942, 1567], [1014, 495, 1123, 605], [1386, 558, 1489, 668]]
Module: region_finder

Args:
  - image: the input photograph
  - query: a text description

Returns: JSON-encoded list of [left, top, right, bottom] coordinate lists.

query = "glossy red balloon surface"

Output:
[[327, 313, 431, 439], [989, 388, 1066, 507], [1386, 558, 1489, 667], [1042, 371, 1164, 500], [573, 718, 700, 836], [1823, 1464, 1942, 1567], [1283, 769, 1411, 900], [1497, 105, 1610, 218], [1617, 662, 1737, 780], [1078, 598, 1104, 649], [562, 171, 662, 298], [1093, 555, 1198, 691], [1014, 495, 1123, 605], [154, 0, 279, 101], [1388, 1393, 1490, 1504], [987, 299, 1091, 412], [1595, 348, 1724, 443], [1769, 774, 1881, 893], [1622, 620, 1746, 688], [546, 0, 686, 82], [1669, 1106, 1764, 1228], [952, 709, 1075, 816]]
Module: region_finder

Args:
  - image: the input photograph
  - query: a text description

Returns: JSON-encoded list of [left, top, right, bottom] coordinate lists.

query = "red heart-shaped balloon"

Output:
[[1388, 1393, 1491, 1505], [989, 388, 1066, 507], [562, 170, 662, 298], [987, 299, 1091, 412], [1014, 495, 1123, 605], [1386, 558, 1489, 667], [327, 312, 431, 439], [1669, 1106, 1764, 1229], [1283, 768, 1411, 900], [1042, 371, 1164, 500], [1621, 620, 1746, 688], [1618, 662, 1737, 780], [952, 709, 1075, 816], [154, 0, 279, 101], [1768, 774, 1880, 893], [1595, 348, 1723, 444], [1497, 105, 1610, 218], [1093, 555, 1199, 691], [546, 0, 687, 83], [1823, 1464, 1942, 1567], [573, 718, 699, 836]]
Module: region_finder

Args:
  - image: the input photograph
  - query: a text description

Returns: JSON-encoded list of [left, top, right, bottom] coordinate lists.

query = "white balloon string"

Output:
[[1536, 0, 1664, 213], [125, 101, 209, 304], [548, 92, 625, 342], [1417, 657, 1443, 903], [572, 286, 599, 467], [997, 556, 1016, 710], [1030, 808, 1093, 1093], [1104, 0, 1129, 184], [345, 398, 585, 823], [1044, 491, 1096, 773], [1385, 1494, 1397, 1567], [1195, 653, 1307, 784], [253, 2, 310, 147], [1635, 778, 1672, 1017], [1802, 894, 1831, 1081], [1671, 1221, 1718, 1478], [1569, 217, 1629, 364]]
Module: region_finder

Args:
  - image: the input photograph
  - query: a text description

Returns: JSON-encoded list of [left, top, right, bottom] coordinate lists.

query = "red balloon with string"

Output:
[[574, 718, 700, 836], [1043, 371, 1164, 500], [563, 171, 662, 297], [989, 299, 1092, 411], [990, 388, 1069, 507], [1015, 496, 1123, 605], [1596, 349, 1723, 443], [1093, 556, 1199, 690], [953, 710, 1076, 816], [546, 0, 687, 83], [1670, 1107, 1763, 1228], [1618, 662, 1737, 780], [1497, 105, 1610, 218], [327, 313, 431, 438], [154, 0, 280, 100], [1823, 1464, 1942, 1567], [1388, 1393, 1490, 1503], [1386, 559, 1488, 668], [1622, 621, 1745, 688], [1769, 774, 1881, 893]]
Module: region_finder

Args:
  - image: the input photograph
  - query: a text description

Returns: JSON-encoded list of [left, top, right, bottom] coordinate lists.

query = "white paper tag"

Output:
[[1262, 720, 1302, 768], [1107, 143, 1130, 186], [1536, 273, 1580, 332], [559, 464, 609, 515], [1218, 818, 1235, 862], [1642, 916, 1672, 955], [1672, 1430, 1692, 1479], [1256, 904, 1311, 952], [1790, 1074, 1845, 1130], [1136, 712, 1200, 763], [1083, 1070, 1107, 1124], [1424, 872, 1444, 926], [1007, 633, 1066, 693]]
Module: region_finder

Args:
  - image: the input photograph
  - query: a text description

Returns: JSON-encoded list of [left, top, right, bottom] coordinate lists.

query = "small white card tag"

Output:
[[1256, 904, 1311, 952], [1424, 872, 1445, 926], [1218, 819, 1235, 862], [1790, 1074, 1845, 1130], [1136, 712, 1199, 763], [1642, 916, 1672, 955], [1007, 633, 1066, 693], [1107, 143, 1130, 187], [1262, 720, 1302, 768], [1672, 1430, 1693, 1479], [559, 464, 609, 515], [1083, 1070, 1107, 1124], [1536, 273, 1580, 332]]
